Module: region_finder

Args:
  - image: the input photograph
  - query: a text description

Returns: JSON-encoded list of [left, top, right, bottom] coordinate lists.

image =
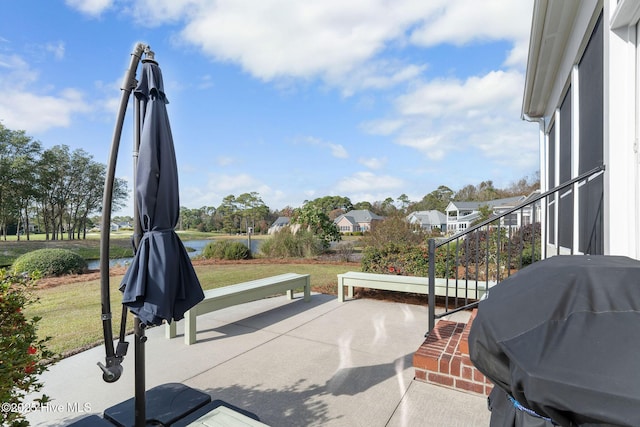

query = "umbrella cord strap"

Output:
[[507, 395, 557, 425]]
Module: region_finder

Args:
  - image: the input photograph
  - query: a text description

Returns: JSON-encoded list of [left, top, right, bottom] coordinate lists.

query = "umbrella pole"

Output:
[[134, 318, 146, 426], [132, 61, 146, 427], [98, 42, 147, 383]]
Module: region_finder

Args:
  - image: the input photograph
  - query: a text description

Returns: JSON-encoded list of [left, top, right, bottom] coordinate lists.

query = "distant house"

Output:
[[445, 196, 526, 234], [267, 217, 291, 235], [333, 210, 384, 233], [110, 221, 132, 232], [406, 210, 447, 232]]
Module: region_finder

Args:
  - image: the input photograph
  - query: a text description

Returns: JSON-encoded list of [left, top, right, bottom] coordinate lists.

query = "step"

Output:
[[413, 310, 493, 396]]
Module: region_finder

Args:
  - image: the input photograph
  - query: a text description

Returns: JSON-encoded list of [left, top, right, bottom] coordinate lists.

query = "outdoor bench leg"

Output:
[[347, 285, 354, 300], [303, 277, 311, 302], [166, 320, 177, 339], [287, 288, 294, 300], [185, 309, 197, 345]]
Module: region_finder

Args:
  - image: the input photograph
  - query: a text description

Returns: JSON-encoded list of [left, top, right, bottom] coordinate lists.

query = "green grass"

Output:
[[24, 262, 358, 357], [0, 231, 261, 267], [0, 233, 134, 267]]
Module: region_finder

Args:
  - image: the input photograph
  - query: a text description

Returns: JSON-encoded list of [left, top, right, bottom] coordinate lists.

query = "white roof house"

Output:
[[406, 210, 447, 232], [267, 217, 291, 235], [333, 210, 384, 233], [522, 0, 639, 259], [445, 196, 525, 234]]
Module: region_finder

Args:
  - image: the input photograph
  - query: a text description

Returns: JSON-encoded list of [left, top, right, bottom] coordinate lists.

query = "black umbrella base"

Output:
[[67, 383, 261, 426], [104, 383, 209, 426]]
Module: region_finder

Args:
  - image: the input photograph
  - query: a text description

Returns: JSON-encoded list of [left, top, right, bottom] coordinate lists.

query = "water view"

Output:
[[86, 239, 261, 270]]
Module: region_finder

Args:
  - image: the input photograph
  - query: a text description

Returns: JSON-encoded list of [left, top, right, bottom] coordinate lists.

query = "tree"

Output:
[[353, 201, 372, 211], [236, 192, 269, 233], [411, 185, 454, 212], [304, 196, 353, 216], [217, 195, 240, 234], [454, 184, 477, 201], [504, 172, 540, 196], [472, 204, 494, 226], [0, 125, 42, 240], [291, 203, 341, 248], [397, 194, 410, 212]]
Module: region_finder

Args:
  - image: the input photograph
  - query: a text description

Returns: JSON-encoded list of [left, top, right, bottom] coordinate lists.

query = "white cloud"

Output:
[[410, 0, 533, 47], [358, 157, 387, 170], [65, 0, 114, 16], [0, 90, 91, 133], [336, 171, 403, 192], [45, 41, 65, 60], [125, 0, 206, 26], [216, 156, 235, 167], [0, 54, 91, 133], [365, 68, 538, 169], [299, 136, 349, 159], [117, 0, 532, 93], [395, 70, 523, 117], [328, 143, 349, 159], [181, 172, 294, 209], [504, 38, 530, 69], [358, 157, 386, 170], [121, 0, 443, 87], [360, 119, 404, 136]]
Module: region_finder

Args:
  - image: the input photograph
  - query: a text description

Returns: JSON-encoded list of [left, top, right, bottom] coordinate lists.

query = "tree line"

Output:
[[2, 123, 538, 239], [0, 124, 128, 240], [174, 175, 539, 235]]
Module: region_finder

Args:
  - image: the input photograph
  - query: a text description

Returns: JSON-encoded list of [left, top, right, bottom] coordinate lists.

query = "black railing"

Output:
[[426, 164, 605, 334]]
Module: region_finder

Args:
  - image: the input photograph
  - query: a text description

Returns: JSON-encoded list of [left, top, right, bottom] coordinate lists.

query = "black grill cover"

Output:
[[469, 255, 640, 426]]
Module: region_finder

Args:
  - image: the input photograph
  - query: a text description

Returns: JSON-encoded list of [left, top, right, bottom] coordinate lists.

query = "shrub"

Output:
[[520, 245, 541, 267], [333, 241, 355, 262], [202, 240, 251, 260], [360, 214, 424, 250], [0, 270, 54, 426], [12, 249, 87, 277], [361, 243, 429, 276], [260, 228, 324, 258]]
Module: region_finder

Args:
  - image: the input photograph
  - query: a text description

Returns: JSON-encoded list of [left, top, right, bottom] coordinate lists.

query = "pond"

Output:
[[86, 238, 262, 270]]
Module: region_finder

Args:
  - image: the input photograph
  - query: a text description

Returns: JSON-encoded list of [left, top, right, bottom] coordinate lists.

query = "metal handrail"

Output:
[[426, 164, 605, 334]]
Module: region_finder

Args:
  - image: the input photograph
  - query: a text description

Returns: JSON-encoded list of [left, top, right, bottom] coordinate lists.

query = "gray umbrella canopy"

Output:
[[120, 60, 204, 327], [469, 255, 640, 426]]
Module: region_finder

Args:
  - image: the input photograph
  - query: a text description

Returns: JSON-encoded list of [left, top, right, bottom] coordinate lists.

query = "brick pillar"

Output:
[[413, 310, 493, 396]]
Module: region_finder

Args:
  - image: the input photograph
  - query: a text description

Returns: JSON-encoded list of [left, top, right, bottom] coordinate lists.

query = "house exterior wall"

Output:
[[335, 217, 356, 233], [524, 0, 640, 260], [607, 0, 640, 258]]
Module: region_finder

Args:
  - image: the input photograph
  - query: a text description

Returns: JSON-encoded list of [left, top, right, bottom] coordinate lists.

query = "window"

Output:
[[577, 13, 604, 254], [558, 87, 573, 249], [548, 122, 556, 245]]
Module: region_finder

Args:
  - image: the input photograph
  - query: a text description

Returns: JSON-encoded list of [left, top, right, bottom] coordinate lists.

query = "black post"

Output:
[[98, 42, 146, 384], [134, 318, 146, 427], [427, 238, 436, 334], [132, 66, 145, 427]]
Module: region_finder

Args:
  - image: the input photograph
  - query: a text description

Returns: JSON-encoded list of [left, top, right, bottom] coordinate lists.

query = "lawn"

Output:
[[24, 261, 359, 357], [0, 231, 266, 267]]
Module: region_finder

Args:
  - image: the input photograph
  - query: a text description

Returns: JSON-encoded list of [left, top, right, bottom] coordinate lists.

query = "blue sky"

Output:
[[0, 0, 538, 215]]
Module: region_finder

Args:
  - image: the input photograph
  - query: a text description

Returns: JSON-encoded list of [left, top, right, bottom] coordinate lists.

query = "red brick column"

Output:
[[413, 310, 493, 396]]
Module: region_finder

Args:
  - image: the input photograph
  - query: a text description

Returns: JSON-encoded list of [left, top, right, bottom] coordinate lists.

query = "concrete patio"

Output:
[[26, 293, 490, 426]]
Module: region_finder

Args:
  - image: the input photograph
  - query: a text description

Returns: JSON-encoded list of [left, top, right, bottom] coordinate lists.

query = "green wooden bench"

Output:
[[337, 271, 490, 302], [166, 273, 311, 345]]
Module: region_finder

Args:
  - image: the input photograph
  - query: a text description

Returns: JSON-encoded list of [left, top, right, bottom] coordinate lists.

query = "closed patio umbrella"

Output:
[[469, 255, 640, 426], [120, 54, 204, 327], [98, 44, 205, 427]]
